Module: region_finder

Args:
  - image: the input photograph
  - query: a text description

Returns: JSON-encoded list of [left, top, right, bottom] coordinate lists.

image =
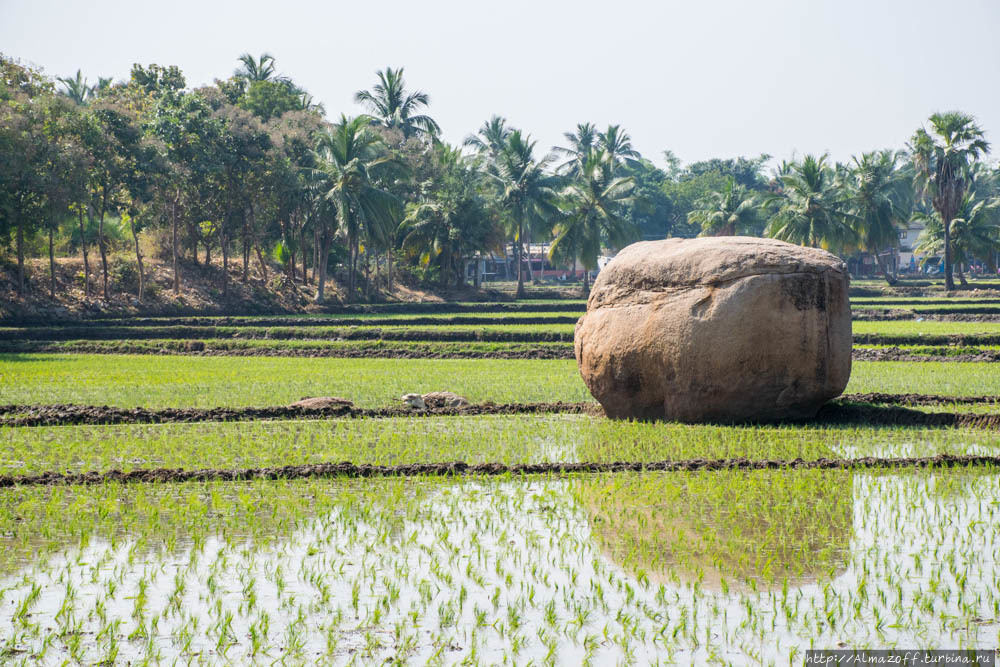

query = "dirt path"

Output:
[[2, 453, 997, 487]]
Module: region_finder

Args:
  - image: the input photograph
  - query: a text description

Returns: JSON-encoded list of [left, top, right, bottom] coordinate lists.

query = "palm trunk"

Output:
[[131, 216, 145, 301], [874, 252, 897, 286], [48, 225, 56, 298], [96, 194, 110, 300], [956, 262, 968, 287], [943, 211, 955, 291], [78, 207, 90, 298], [315, 224, 333, 303], [171, 191, 180, 294], [515, 222, 526, 299]]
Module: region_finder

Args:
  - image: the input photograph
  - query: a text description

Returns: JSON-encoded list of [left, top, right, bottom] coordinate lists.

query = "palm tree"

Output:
[[487, 130, 562, 298], [909, 112, 991, 290], [763, 154, 855, 251], [398, 145, 503, 287], [57, 70, 92, 105], [597, 124, 640, 171], [550, 150, 637, 293], [312, 115, 402, 302], [463, 115, 511, 158], [913, 192, 1000, 285], [689, 178, 760, 237], [354, 68, 440, 139], [235, 53, 282, 82], [845, 150, 911, 285], [553, 122, 598, 176]]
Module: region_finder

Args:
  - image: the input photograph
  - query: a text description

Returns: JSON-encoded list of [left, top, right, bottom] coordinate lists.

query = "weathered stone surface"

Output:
[[288, 396, 354, 410], [574, 237, 852, 422], [401, 392, 471, 410]]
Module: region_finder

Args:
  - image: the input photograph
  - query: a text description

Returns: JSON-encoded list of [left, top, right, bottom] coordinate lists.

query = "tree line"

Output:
[[2, 52, 998, 304]]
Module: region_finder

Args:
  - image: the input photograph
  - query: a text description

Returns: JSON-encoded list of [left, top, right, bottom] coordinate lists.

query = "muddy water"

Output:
[[0, 471, 997, 664]]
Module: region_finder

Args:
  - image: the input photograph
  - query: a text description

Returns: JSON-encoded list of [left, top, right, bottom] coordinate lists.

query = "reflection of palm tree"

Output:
[[574, 469, 853, 590], [689, 178, 759, 237], [909, 112, 990, 290], [354, 67, 440, 139]]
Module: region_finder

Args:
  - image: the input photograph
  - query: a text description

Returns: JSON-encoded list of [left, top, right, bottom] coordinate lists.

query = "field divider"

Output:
[[2, 453, 998, 488], [0, 395, 998, 428]]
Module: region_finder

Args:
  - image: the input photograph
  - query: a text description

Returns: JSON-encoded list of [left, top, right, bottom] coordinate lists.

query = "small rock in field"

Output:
[[288, 396, 354, 410]]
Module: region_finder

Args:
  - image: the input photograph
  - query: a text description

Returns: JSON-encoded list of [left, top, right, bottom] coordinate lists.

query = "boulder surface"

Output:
[[574, 237, 851, 422]]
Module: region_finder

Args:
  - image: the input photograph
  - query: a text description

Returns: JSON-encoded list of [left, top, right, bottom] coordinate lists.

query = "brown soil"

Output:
[[2, 396, 997, 428], [852, 347, 1000, 362], [2, 453, 997, 488], [0, 341, 577, 360], [0, 401, 601, 427], [841, 392, 1000, 406], [854, 309, 1000, 322]]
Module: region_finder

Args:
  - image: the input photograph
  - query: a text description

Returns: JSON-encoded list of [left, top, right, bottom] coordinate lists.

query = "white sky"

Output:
[[2, 0, 998, 168]]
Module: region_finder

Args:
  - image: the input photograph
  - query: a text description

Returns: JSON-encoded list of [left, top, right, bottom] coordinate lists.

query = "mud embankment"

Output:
[[1, 395, 997, 429], [2, 454, 997, 488]]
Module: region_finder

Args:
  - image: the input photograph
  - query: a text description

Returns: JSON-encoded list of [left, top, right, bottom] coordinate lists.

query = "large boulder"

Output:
[[574, 237, 851, 422]]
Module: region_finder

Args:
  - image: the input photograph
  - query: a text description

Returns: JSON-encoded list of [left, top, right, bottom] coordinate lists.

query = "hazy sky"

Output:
[[3, 0, 998, 169]]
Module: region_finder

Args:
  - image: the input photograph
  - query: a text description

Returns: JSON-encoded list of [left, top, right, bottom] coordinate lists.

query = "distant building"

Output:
[[897, 219, 926, 273]]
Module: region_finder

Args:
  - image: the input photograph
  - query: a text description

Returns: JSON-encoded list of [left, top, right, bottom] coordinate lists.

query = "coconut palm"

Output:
[[909, 112, 991, 290], [763, 154, 855, 251], [312, 115, 402, 301], [845, 150, 912, 285], [463, 115, 511, 158], [689, 178, 760, 237], [487, 130, 561, 298], [354, 67, 440, 139], [913, 192, 1000, 284], [597, 124, 640, 171], [235, 53, 283, 83], [553, 122, 598, 176], [549, 150, 637, 293], [57, 70, 92, 105]]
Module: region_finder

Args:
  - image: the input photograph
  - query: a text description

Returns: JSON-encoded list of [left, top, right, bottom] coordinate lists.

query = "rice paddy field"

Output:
[[1, 285, 999, 664]]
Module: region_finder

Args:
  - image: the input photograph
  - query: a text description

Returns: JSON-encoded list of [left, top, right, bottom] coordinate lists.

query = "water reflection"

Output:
[[574, 469, 854, 590], [0, 470, 996, 664]]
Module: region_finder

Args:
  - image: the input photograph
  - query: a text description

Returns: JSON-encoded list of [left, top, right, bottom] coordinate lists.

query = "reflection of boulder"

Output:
[[574, 470, 854, 590], [574, 237, 852, 422]]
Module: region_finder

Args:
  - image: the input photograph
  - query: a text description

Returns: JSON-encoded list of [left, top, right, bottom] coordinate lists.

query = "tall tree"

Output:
[[909, 112, 990, 290], [845, 150, 911, 285], [913, 192, 1000, 284], [763, 154, 855, 251], [688, 178, 760, 237], [549, 150, 637, 293], [553, 122, 598, 176], [235, 53, 283, 83], [596, 124, 640, 171], [312, 115, 402, 302], [487, 130, 561, 298], [56, 69, 94, 105], [463, 115, 511, 158], [354, 68, 439, 139]]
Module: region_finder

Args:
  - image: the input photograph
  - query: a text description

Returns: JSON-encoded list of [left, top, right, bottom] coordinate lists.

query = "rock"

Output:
[[288, 396, 354, 410], [574, 237, 852, 422], [401, 392, 471, 410], [423, 391, 471, 408], [401, 393, 426, 410]]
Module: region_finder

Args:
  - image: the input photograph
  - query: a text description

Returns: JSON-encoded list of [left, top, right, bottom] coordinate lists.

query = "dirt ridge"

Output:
[[2, 453, 998, 487], [1, 396, 997, 428]]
